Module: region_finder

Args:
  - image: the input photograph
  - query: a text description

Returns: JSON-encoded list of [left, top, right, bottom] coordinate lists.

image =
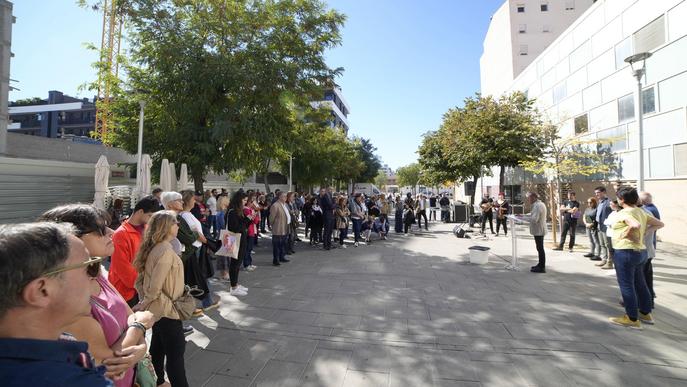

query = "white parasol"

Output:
[[135, 154, 152, 197], [178, 163, 189, 191], [93, 155, 110, 210], [159, 158, 172, 191], [169, 163, 177, 191]]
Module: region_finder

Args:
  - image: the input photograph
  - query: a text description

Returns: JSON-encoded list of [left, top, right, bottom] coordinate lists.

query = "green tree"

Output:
[[417, 130, 460, 187], [396, 163, 422, 191], [374, 170, 388, 191], [102, 0, 345, 190], [351, 137, 382, 183]]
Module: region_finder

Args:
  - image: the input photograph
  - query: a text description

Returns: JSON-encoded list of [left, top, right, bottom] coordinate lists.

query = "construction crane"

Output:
[[94, 0, 124, 143]]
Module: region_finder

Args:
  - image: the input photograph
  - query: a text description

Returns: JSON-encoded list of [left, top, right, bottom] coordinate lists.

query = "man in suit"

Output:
[[319, 187, 335, 250], [269, 192, 291, 266], [594, 186, 614, 269]]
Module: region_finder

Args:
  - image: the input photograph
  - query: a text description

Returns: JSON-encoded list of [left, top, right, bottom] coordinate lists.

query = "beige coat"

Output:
[[136, 241, 185, 321], [528, 200, 548, 237], [269, 201, 290, 236]]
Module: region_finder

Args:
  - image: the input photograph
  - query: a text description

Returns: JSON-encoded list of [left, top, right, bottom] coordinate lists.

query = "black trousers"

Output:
[[229, 249, 244, 287], [151, 317, 188, 387], [481, 212, 494, 233], [322, 213, 334, 248], [496, 217, 507, 235], [559, 219, 577, 249], [417, 209, 428, 229], [534, 235, 546, 267]]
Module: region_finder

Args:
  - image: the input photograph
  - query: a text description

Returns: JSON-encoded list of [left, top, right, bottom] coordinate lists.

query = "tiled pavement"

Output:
[[183, 220, 687, 386]]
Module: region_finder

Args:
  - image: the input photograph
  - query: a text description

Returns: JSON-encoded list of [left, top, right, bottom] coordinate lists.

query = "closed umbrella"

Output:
[[93, 155, 110, 210], [178, 163, 188, 191], [159, 158, 171, 191], [136, 154, 152, 197], [169, 163, 177, 191]]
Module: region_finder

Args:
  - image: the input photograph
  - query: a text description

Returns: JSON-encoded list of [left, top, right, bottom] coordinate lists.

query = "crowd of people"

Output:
[[0, 182, 668, 386], [524, 186, 664, 330], [0, 185, 448, 386]]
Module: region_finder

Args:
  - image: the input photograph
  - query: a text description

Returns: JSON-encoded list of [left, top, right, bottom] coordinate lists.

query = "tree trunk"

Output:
[[262, 158, 271, 193], [499, 165, 505, 194], [192, 170, 204, 192]]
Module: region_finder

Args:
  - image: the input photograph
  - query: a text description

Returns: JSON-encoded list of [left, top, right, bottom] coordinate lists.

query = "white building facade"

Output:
[[480, 0, 687, 245], [481, 0, 596, 96]]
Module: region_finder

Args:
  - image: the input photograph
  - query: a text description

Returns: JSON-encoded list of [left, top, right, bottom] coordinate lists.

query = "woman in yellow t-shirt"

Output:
[[608, 187, 664, 329]]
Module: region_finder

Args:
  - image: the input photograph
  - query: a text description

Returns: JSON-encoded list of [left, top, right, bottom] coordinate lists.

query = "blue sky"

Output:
[[10, 0, 504, 170]]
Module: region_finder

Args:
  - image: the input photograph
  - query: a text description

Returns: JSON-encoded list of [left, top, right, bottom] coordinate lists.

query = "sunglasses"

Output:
[[42, 256, 104, 278]]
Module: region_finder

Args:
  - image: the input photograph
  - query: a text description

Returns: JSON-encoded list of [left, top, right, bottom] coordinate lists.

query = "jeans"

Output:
[[272, 235, 287, 264], [352, 218, 363, 242], [339, 227, 348, 245], [215, 211, 225, 235], [429, 209, 437, 220], [151, 317, 188, 387], [559, 219, 577, 249], [260, 210, 268, 232], [207, 214, 217, 237], [597, 230, 609, 260], [614, 249, 653, 320], [644, 257, 655, 306], [243, 235, 255, 268], [395, 209, 404, 232], [440, 210, 449, 223], [587, 227, 600, 256], [534, 235, 546, 267]]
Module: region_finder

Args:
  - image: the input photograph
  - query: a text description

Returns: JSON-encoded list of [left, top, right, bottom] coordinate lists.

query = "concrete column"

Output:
[[0, 1, 14, 155]]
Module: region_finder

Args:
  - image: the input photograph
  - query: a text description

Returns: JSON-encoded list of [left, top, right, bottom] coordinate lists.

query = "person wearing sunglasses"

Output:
[[133, 211, 189, 387], [38, 204, 154, 387], [0, 222, 112, 386]]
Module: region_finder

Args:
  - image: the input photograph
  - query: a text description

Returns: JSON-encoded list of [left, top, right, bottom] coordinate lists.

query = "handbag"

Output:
[[215, 229, 241, 259], [205, 237, 221, 253], [163, 285, 202, 321], [134, 353, 157, 387]]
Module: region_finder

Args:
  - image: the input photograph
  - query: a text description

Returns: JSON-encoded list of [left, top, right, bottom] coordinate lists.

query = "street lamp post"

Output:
[[624, 52, 652, 192], [136, 100, 146, 192], [289, 155, 293, 192]]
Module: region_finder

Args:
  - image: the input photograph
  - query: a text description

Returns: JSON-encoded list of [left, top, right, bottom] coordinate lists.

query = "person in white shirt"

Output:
[[526, 191, 547, 273], [415, 194, 428, 230], [206, 189, 218, 237]]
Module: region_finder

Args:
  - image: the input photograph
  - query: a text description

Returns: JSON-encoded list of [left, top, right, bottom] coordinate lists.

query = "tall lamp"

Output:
[[624, 52, 653, 192]]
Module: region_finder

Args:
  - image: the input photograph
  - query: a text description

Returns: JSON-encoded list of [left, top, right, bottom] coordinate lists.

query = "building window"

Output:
[[649, 146, 673, 178], [675, 143, 687, 176], [634, 15, 666, 54], [519, 24, 527, 33], [553, 82, 567, 104], [618, 94, 635, 123], [541, 4, 548, 11], [543, 25, 551, 32], [597, 125, 627, 152], [574, 114, 589, 134], [517, 4, 525, 13], [642, 87, 656, 114], [565, 0, 575, 10], [519, 44, 528, 55], [614, 37, 632, 70]]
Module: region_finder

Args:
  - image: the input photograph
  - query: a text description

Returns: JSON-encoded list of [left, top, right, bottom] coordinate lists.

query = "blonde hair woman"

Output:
[[134, 211, 188, 387]]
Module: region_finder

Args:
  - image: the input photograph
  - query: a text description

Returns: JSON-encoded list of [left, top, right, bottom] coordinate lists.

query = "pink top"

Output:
[[90, 274, 134, 387]]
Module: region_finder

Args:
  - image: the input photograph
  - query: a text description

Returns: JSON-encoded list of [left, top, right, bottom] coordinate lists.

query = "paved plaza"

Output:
[[183, 220, 687, 386]]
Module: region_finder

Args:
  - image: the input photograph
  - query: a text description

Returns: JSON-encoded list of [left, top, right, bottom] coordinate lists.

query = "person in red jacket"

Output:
[[109, 196, 159, 307]]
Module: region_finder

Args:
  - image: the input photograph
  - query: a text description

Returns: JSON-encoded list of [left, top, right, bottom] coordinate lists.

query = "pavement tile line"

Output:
[[179, 220, 687, 387]]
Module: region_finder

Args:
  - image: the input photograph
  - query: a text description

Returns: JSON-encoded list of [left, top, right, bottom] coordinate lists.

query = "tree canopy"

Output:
[[396, 163, 422, 189], [102, 0, 347, 190]]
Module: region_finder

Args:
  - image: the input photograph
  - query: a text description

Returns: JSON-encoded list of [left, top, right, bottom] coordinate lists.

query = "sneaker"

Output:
[[595, 260, 607, 267], [237, 284, 248, 292], [639, 312, 655, 325], [552, 247, 563, 251], [230, 288, 247, 296], [249, 265, 258, 269], [601, 262, 614, 270], [583, 253, 594, 258], [530, 266, 546, 273], [245, 266, 256, 272], [203, 299, 220, 312], [354, 242, 359, 247], [568, 248, 574, 253], [341, 244, 347, 249], [609, 315, 642, 329], [590, 256, 602, 261], [192, 308, 204, 317], [183, 325, 194, 336]]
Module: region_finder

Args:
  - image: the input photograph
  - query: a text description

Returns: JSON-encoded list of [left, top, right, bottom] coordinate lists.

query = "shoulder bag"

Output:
[[162, 285, 202, 321]]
